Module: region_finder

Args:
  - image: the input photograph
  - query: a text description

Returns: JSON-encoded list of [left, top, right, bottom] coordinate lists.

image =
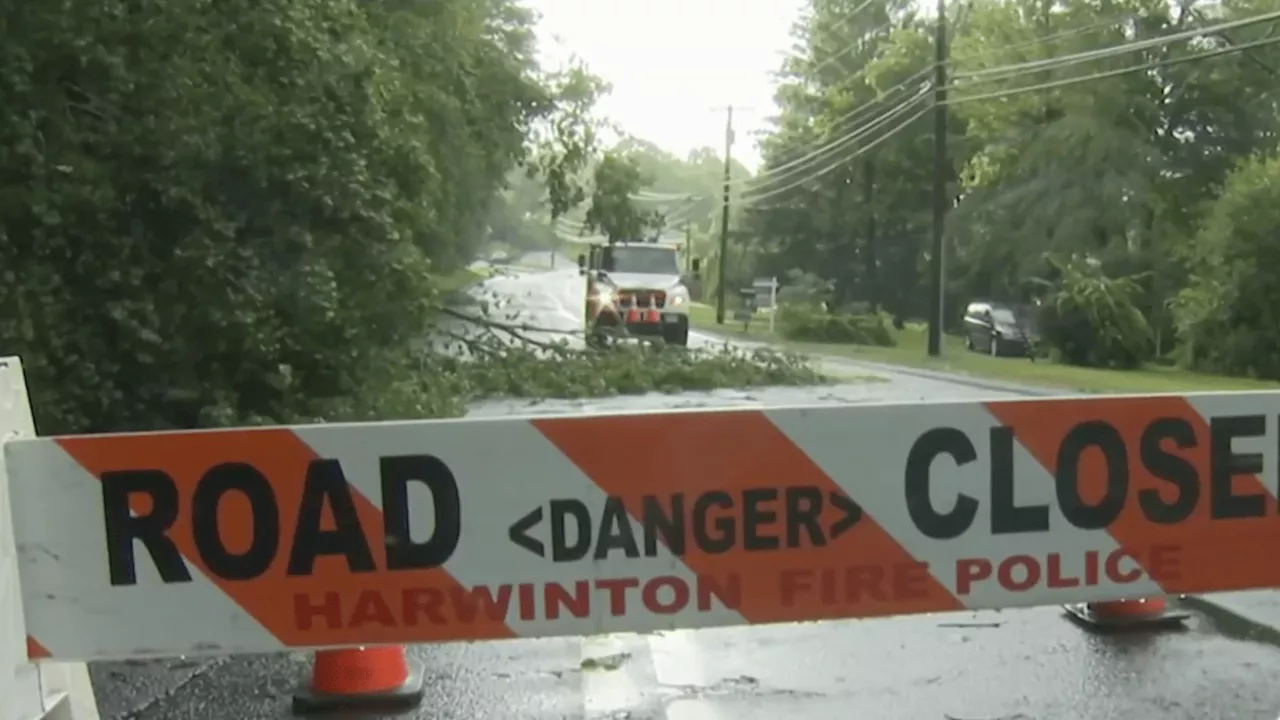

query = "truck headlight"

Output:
[[667, 289, 689, 307], [595, 288, 614, 306]]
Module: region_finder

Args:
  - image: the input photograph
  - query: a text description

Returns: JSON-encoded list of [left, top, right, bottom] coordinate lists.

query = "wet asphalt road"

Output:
[[90, 607, 1280, 720], [89, 262, 1280, 720]]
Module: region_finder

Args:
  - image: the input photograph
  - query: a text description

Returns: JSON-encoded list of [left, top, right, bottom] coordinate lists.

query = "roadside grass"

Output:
[[438, 266, 491, 295], [688, 303, 1280, 394]]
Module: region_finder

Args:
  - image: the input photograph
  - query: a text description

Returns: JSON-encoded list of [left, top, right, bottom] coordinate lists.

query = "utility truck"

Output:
[[577, 241, 699, 346]]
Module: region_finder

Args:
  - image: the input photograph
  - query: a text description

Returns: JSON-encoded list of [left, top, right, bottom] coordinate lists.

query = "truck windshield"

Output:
[[603, 246, 679, 274]]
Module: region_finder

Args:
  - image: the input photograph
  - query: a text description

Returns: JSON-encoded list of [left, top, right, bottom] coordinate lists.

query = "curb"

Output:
[[817, 355, 1062, 397], [1180, 594, 1280, 649], [690, 325, 1063, 397]]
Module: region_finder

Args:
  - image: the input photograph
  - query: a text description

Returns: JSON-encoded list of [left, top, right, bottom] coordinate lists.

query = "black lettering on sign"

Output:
[[517, 487, 862, 562], [101, 470, 191, 585], [1138, 417, 1198, 524], [1055, 421, 1127, 530], [287, 459, 374, 576], [990, 426, 1048, 534], [1210, 415, 1267, 519], [193, 463, 281, 580], [692, 491, 734, 554], [641, 495, 682, 556], [550, 499, 591, 562], [904, 427, 979, 540], [596, 497, 639, 560], [902, 412, 1278, 540], [381, 455, 461, 570], [100, 453, 461, 586]]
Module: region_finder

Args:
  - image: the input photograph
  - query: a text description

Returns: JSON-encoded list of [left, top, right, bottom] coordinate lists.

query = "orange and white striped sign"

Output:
[[8, 391, 1280, 661]]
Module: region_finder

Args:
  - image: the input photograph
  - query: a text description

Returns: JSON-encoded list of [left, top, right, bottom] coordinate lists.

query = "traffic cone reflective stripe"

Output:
[[1062, 595, 1189, 630], [1089, 596, 1167, 618], [292, 646, 425, 715]]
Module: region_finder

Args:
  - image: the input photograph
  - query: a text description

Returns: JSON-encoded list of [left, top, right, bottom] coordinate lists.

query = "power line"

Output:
[[742, 9, 1280, 196], [743, 13, 1139, 189], [561, 8, 1280, 233], [647, 12, 1147, 200], [798, 0, 882, 77], [738, 32, 1280, 207], [952, 8, 1280, 81], [744, 100, 932, 205], [743, 92, 931, 201], [741, 71, 933, 194], [644, 13, 1140, 201], [945, 32, 1280, 106]]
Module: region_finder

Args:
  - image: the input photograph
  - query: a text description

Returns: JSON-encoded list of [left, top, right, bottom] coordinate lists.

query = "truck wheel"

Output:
[[663, 318, 689, 347]]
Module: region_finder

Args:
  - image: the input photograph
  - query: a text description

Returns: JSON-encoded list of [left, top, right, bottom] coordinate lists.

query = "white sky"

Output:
[[531, 0, 807, 171]]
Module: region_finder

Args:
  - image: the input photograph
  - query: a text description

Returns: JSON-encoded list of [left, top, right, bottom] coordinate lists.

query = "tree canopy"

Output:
[[0, 0, 818, 435], [733, 0, 1280, 375]]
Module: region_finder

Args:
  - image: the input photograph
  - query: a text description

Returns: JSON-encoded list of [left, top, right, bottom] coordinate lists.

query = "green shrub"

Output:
[[776, 269, 834, 306], [1036, 258, 1151, 369], [777, 303, 896, 347], [1170, 154, 1280, 380]]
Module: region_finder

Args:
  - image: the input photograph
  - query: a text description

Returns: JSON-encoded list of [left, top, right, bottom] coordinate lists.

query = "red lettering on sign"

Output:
[[777, 562, 933, 610], [292, 573, 741, 630], [954, 545, 1183, 595]]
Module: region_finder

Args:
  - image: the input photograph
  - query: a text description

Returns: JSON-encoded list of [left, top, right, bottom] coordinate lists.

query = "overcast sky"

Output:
[[531, 0, 807, 170]]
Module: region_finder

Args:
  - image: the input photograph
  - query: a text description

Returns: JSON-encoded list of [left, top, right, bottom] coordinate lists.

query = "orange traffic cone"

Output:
[[1063, 595, 1189, 630], [292, 645, 425, 715]]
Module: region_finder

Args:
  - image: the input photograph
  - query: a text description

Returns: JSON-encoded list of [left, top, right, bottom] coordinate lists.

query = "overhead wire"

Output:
[[743, 88, 931, 198], [952, 8, 1280, 81], [632, 12, 1141, 203], [746, 103, 932, 205], [737, 12, 1138, 193], [739, 68, 934, 194], [741, 19, 1280, 205], [552, 8, 1278, 233], [743, 19, 916, 182], [741, 8, 1280, 197], [799, 0, 884, 79], [945, 32, 1280, 106]]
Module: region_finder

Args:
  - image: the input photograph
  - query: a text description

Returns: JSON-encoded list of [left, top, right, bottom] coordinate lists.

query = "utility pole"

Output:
[[716, 105, 734, 325], [685, 221, 693, 275], [927, 0, 949, 357]]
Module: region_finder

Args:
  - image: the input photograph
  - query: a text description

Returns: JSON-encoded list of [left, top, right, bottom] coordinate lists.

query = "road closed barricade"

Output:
[[4, 354, 1280, 715]]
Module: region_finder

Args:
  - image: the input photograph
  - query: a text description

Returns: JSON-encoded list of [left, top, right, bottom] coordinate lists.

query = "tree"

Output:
[[742, 0, 933, 319], [524, 61, 610, 264], [582, 151, 663, 242], [3, 0, 533, 432], [0, 0, 821, 437], [736, 0, 1280, 374], [1172, 151, 1280, 378]]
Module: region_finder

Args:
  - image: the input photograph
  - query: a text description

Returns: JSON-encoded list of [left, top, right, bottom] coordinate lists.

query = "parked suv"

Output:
[[962, 300, 1039, 357]]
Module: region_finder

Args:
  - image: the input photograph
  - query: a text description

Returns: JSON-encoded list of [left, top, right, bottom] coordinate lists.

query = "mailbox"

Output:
[[734, 287, 755, 324]]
